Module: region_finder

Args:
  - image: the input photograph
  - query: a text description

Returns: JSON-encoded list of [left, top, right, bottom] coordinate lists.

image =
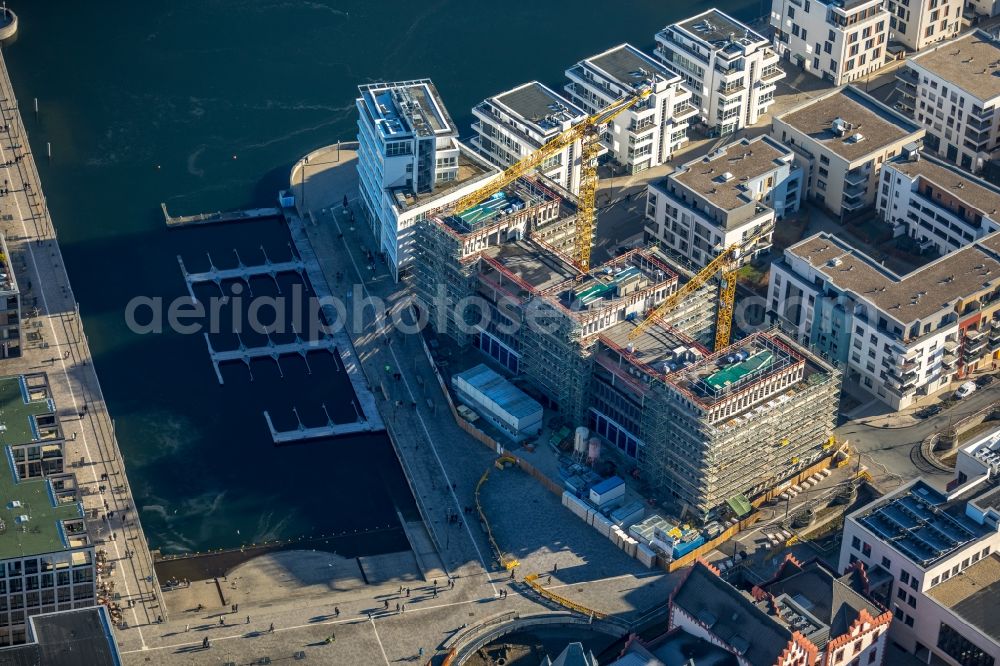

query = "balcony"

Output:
[[760, 66, 785, 83], [672, 103, 699, 121], [888, 367, 919, 387], [844, 168, 869, 187], [895, 357, 919, 372], [895, 67, 918, 89]]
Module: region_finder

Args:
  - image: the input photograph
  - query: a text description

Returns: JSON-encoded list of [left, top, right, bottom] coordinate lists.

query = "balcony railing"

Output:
[[845, 169, 868, 186]]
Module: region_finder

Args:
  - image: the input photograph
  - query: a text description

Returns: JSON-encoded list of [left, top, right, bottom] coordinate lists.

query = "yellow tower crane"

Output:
[[443, 87, 653, 272], [627, 223, 773, 350]]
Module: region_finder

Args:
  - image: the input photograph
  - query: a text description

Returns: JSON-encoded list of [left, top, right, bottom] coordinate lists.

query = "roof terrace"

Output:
[[0, 373, 58, 448]]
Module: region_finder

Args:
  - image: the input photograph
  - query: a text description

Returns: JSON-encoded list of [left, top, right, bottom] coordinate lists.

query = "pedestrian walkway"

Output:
[[0, 50, 162, 653]]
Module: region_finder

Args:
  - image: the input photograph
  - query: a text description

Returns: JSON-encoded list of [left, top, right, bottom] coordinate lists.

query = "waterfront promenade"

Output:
[[0, 51, 163, 648]]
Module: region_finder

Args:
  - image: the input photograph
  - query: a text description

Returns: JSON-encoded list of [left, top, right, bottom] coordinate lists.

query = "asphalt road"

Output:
[[835, 380, 1000, 487]]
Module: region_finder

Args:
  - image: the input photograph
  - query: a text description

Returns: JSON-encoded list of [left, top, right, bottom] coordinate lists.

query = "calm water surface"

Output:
[[4, 0, 756, 553]]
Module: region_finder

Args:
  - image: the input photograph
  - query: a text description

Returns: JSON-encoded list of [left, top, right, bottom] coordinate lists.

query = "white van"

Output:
[[956, 381, 977, 399]]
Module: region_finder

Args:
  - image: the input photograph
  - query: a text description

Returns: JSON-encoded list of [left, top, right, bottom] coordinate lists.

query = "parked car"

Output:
[[976, 375, 996, 388], [917, 404, 942, 419], [956, 381, 978, 399]]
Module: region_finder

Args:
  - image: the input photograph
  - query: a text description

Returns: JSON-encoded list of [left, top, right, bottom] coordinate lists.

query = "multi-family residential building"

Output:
[[772, 85, 924, 216], [886, 0, 962, 51], [0, 233, 20, 359], [0, 417, 93, 646], [470, 81, 587, 194], [967, 0, 1000, 18], [769, 229, 1000, 409], [355, 79, 499, 280], [839, 427, 1000, 664], [753, 555, 892, 666], [771, 0, 889, 86], [655, 9, 784, 136], [645, 134, 802, 270], [563, 43, 697, 173], [896, 30, 1000, 173], [877, 149, 1000, 255]]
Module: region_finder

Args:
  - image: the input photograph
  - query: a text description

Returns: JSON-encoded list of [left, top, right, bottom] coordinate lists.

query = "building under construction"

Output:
[[412, 171, 840, 520]]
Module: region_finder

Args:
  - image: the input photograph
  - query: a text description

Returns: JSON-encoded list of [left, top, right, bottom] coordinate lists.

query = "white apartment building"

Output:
[[645, 135, 802, 269], [878, 150, 1000, 255], [470, 81, 586, 194], [563, 43, 696, 173], [897, 30, 1000, 174], [768, 228, 1000, 409], [967, 0, 1000, 18], [839, 427, 1000, 665], [355, 79, 499, 280], [885, 0, 962, 51], [771, 0, 888, 86], [772, 85, 924, 216], [655, 9, 784, 135]]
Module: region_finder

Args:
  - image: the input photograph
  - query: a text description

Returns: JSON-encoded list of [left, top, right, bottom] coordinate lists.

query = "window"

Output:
[[904, 614, 914, 627], [788, 6, 795, 18], [868, 649, 878, 664], [862, 542, 871, 557], [909, 577, 918, 590], [931, 575, 940, 586], [907, 593, 916, 608], [938, 622, 993, 666], [881, 556, 892, 569], [900, 570, 910, 585], [897, 587, 907, 601]]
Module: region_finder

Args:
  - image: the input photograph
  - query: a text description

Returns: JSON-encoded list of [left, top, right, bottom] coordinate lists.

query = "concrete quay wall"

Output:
[[0, 46, 162, 653]]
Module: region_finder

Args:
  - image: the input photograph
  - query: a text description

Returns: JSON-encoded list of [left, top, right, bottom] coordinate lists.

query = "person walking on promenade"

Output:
[[334, 606, 340, 618], [245, 616, 250, 624], [269, 623, 274, 633]]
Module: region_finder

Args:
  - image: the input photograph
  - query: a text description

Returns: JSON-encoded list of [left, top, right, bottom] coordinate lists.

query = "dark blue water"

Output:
[[4, 0, 756, 553]]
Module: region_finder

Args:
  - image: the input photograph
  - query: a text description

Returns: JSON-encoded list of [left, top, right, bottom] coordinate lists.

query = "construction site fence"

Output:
[[524, 573, 610, 620], [665, 512, 760, 573], [417, 322, 564, 499]]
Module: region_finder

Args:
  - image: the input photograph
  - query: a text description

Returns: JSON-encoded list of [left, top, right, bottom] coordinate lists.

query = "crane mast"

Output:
[[628, 223, 773, 350], [442, 88, 652, 272]]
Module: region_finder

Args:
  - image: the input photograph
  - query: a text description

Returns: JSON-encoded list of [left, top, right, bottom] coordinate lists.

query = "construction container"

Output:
[[610, 501, 645, 527], [589, 476, 625, 507], [672, 534, 706, 559], [564, 475, 589, 496], [452, 364, 542, 441]]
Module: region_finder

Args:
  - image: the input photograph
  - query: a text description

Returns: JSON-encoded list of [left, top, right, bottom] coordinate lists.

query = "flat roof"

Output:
[[0, 607, 121, 666], [0, 374, 54, 448], [910, 31, 1000, 103], [495, 81, 585, 131], [671, 136, 792, 212], [787, 232, 1000, 324], [584, 43, 671, 88], [890, 153, 1000, 216], [777, 86, 921, 162], [927, 553, 1000, 643], [454, 364, 541, 419], [600, 319, 705, 374], [676, 9, 766, 48], [358, 79, 455, 138], [481, 239, 578, 292], [0, 448, 83, 560], [857, 480, 987, 568]]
